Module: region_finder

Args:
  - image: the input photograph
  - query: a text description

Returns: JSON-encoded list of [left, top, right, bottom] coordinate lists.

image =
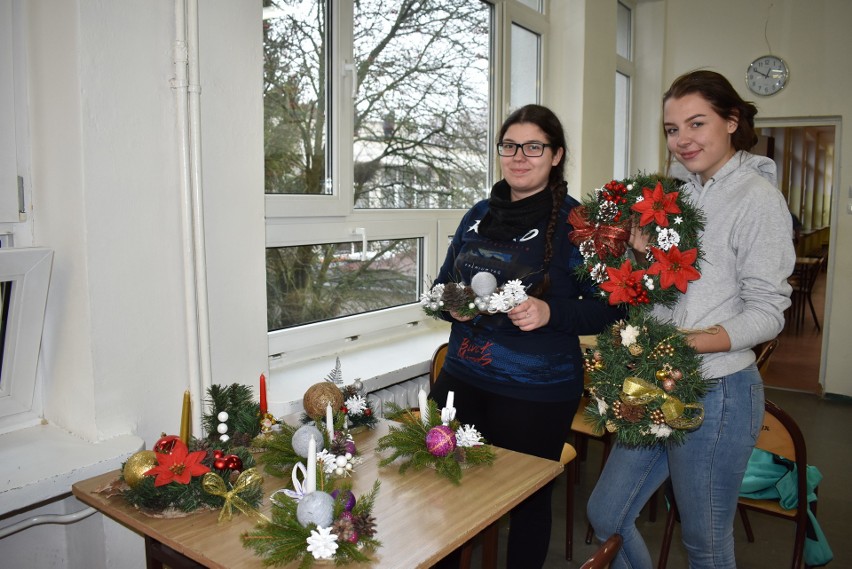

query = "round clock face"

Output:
[[746, 55, 789, 96]]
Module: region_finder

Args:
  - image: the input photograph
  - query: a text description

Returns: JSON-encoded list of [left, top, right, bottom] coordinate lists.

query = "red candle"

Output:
[[259, 373, 267, 415]]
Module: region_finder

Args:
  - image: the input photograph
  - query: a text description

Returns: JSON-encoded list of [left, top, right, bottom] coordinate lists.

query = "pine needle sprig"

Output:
[[202, 383, 262, 446]]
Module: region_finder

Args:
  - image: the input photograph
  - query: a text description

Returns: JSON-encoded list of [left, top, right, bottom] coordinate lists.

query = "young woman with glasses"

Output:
[[429, 104, 623, 568]]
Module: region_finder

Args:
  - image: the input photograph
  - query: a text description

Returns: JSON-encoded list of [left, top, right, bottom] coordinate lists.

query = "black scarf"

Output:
[[478, 180, 554, 241]]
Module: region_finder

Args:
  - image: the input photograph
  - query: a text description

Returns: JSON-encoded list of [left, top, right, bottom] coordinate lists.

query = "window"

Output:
[[613, 0, 634, 179], [0, 247, 53, 433]]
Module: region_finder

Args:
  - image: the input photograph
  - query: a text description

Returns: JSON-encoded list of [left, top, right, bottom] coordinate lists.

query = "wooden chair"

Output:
[[754, 338, 779, 375], [788, 255, 826, 332], [430, 342, 579, 563], [657, 399, 816, 569], [580, 533, 623, 569]]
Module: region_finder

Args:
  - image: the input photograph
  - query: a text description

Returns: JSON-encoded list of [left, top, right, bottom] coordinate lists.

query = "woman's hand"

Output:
[[628, 222, 651, 258], [508, 298, 550, 331]]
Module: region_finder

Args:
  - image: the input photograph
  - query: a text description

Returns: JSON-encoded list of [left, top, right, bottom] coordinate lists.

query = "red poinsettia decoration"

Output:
[[144, 439, 210, 487], [646, 246, 701, 293], [599, 260, 649, 306], [630, 182, 681, 227]]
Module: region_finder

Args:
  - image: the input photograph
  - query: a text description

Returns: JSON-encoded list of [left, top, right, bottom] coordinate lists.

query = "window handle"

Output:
[[352, 227, 367, 261], [343, 62, 358, 98]]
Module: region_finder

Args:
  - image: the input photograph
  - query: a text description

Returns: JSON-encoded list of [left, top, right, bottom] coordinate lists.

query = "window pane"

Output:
[[263, 1, 329, 196], [614, 71, 630, 179], [516, 0, 542, 12], [353, 1, 490, 209], [616, 1, 632, 60], [266, 238, 421, 330], [510, 23, 539, 110]]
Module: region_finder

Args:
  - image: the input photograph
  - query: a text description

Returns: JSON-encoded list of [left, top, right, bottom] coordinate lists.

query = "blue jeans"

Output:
[[587, 365, 764, 569]]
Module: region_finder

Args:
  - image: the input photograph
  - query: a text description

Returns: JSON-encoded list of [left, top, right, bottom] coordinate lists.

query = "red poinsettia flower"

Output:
[[646, 246, 701, 293], [599, 260, 648, 306], [144, 439, 210, 487], [630, 181, 681, 227]]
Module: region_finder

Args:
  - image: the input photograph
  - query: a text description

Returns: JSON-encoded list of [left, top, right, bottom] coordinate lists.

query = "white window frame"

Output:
[[264, 1, 550, 366], [614, 0, 635, 179], [0, 247, 53, 433]]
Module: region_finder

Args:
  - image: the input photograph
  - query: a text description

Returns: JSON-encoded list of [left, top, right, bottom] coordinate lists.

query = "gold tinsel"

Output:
[[123, 450, 159, 489], [303, 382, 344, 417]]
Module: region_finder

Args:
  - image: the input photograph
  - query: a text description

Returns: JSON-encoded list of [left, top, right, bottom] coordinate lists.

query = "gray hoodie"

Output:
[[653, 151, 796, 379]]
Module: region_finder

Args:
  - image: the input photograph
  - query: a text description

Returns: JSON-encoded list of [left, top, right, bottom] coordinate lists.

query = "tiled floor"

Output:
[[468, 270, 851, 567]]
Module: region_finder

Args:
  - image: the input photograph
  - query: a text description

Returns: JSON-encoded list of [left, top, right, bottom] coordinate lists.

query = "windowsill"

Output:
[[0, 424, 143, 517], [266, 320, 452, 418]]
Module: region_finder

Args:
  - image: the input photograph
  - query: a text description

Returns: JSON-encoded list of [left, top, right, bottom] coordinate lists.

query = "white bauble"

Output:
[[217, 423, 228, 434], [471, 272, 498, 297], [217, 411, 229, 422], [296, 491, 335, 527], [292, 424, 325, 457]]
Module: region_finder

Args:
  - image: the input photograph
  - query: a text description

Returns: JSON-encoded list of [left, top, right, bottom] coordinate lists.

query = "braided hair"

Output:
[[497, 104, 568, 297]]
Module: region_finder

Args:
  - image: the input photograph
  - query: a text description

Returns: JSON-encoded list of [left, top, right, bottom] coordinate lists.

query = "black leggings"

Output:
[[429, 369, 581, 569]]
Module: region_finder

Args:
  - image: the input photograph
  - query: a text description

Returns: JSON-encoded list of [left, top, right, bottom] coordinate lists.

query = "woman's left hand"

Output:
[[508, 298, 550, 331]]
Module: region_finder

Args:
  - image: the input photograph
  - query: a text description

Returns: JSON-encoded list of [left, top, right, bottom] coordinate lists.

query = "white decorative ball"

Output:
[[296, 491, 335, 528], [471, 272, 498, 297], [335, 455, 348, 467], [217, 423, 228, 434], [219, 434, 230, 442], [292, 424, 325, 458], [217, 411, 229, 422]]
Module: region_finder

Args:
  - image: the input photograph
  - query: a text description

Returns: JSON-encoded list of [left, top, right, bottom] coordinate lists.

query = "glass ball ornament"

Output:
[[296, 491, 335, 528], [123, 450, 159, 488], [217, 422, 228, 434], [217, 411, 229, 422]]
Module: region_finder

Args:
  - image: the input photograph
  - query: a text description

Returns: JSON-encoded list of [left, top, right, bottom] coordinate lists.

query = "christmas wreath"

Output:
[[376, 399, 496, 485], [569, 174, 710, 447]]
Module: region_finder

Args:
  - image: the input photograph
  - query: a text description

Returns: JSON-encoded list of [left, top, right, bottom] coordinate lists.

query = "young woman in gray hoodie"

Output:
[[588, 70, 797, 569]]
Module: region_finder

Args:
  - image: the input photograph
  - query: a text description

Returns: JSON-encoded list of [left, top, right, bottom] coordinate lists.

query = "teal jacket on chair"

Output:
[[740, 448, 833, 567]]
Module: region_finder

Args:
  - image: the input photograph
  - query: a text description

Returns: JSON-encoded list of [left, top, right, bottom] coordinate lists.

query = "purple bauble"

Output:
[[345, 439, 357, 455], [425, 425, 457, 457], [331, 488, 357, 511]]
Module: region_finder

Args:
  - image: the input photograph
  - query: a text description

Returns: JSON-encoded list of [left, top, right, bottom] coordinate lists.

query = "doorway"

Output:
[[754, 119, 838, 395]]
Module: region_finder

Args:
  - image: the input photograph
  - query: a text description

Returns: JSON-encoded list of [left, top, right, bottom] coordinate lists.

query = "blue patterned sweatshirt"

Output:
[[435, 187, 623, 402]]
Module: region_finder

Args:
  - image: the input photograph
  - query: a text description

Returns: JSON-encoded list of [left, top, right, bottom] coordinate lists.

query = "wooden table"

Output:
[[72, 420, 563, 568]]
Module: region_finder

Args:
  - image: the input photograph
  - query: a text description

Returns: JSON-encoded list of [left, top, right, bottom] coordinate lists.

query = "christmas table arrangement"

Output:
[[420, 273, 529, 319], [117, 384, 264, 520], [243, 364, 381, 566], [376, 390, 495, 485], [568, 174, 710, 447]]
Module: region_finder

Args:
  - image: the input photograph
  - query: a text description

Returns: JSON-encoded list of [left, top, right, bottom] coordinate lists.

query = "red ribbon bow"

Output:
[[568, 206, 631, 259]]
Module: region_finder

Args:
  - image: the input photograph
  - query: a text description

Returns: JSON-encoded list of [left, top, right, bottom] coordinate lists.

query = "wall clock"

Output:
[[746, 55, 789, 96]]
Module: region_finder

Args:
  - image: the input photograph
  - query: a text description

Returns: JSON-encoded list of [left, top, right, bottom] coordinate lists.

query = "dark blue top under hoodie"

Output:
[[435, 181, 623, 403]]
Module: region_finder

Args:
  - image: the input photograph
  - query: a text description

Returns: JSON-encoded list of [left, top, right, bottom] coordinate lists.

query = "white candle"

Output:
[[325, 402, 334, 440], [446, 390, 455, 411], [306, 435, 317, 493], [418, 388, 429, 425]]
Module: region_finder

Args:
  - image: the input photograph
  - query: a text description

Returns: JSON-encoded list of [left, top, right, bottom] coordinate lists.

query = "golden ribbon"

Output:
[[202, 468, 269, 524], [620, 376, 704, 430]]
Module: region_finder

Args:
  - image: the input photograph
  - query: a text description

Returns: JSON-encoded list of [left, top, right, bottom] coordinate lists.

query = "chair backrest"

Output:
[[580, 534, 623, 569], [756, 399, 804, 464], [429, 343, 448, 387], [752, 399, 811, 569], [754, 338, 779, 374]]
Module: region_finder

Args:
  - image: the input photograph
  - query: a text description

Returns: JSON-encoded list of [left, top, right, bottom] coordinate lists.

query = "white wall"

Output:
[[658, 0, 852, 397]]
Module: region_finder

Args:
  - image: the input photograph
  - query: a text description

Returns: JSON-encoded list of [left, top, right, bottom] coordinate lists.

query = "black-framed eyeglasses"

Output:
[[496, 142, 552, 157]]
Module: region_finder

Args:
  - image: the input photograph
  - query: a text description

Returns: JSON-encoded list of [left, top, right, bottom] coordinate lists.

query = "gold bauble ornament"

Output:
[[302, 382, 344, 418], [123, 450, 159, 488], [655, 369, 669, 382], [628, 344, 644, 356]]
